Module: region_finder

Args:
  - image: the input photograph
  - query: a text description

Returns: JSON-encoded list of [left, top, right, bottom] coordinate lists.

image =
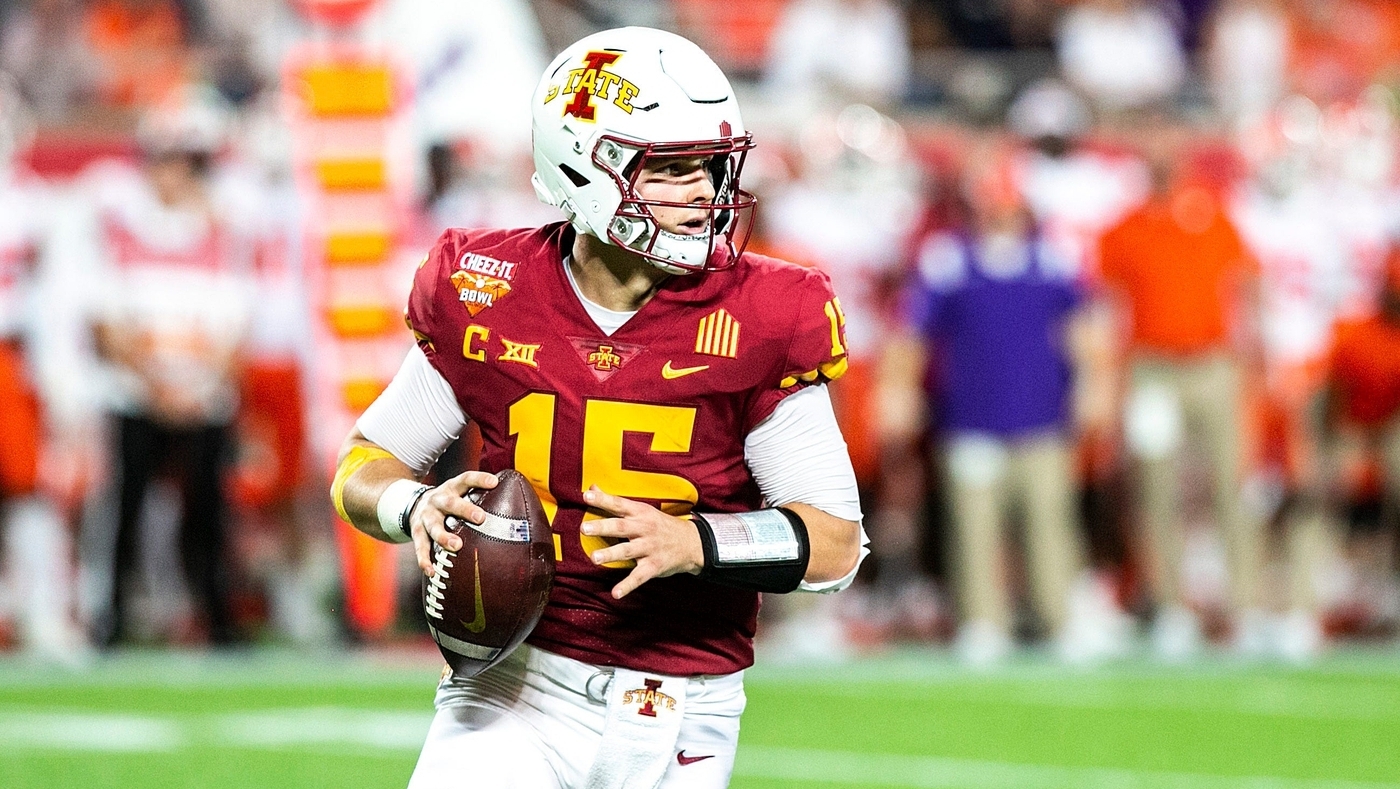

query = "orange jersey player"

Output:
[[330, 27, 867, 789]]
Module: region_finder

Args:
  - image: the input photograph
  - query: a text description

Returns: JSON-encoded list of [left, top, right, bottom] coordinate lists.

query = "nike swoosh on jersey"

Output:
[[676, 751, 715, 766], [462, 550, 486, 633], [662, 361, 709, 379]]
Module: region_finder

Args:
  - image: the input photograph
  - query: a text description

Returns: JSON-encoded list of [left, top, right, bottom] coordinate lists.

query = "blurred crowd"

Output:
[[1, 0, 1399, 667]]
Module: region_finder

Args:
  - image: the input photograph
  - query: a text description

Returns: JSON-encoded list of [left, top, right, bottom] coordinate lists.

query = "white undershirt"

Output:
[[562, 255, 636, 336], [358, 262, 868, 593]]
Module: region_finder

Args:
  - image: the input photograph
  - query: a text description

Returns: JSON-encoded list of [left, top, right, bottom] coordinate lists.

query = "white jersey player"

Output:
[[1226, 98, 1372, 659], [1232, 179, 1347, 391], [62, 91, 259, 647], [0, 134, 87, 659], [1008, 79, 1148, 283]]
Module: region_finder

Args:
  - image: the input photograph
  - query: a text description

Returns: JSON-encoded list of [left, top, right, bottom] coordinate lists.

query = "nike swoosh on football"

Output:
[[677, 751, 716, 766], [662, 361, 709, 379], [461, 549, 486, 633]]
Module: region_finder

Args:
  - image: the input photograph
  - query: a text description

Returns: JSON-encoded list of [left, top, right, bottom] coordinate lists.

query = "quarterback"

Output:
[[333, 27, 867, 788]]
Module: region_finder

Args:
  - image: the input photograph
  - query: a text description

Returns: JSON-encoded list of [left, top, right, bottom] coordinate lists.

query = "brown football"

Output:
[[422, 468, 554, 677]]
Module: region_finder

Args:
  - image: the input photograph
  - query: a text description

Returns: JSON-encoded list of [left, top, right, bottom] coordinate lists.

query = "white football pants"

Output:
[[2, 496, 77, 652], [407, 644, 745, 789]]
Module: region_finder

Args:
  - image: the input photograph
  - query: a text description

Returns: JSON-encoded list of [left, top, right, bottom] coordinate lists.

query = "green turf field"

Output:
[[1, 648, 1397, 788]]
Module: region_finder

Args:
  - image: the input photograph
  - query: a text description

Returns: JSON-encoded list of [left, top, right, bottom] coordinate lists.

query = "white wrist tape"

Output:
[[701, 510, 805, 564], [377, 479, 431, 544], [693, 508, 810, 593]]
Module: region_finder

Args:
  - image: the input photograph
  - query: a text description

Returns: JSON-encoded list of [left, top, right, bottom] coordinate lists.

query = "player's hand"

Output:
[[409, 471, 499, 577], [581, 485, 704, 599]]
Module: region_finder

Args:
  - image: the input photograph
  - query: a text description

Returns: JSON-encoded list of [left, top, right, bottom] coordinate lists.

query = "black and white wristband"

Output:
[[693, 508, 810, 593], [377, 479, 432, 544]]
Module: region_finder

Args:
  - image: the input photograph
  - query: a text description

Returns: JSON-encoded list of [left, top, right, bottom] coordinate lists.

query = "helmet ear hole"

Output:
[[706, 155, 728, 192], [558, 164, 591, 188]]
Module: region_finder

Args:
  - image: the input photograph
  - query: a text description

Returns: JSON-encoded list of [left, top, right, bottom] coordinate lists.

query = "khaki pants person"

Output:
[[946, 432, 1083, 635], [1273, 382, 1333, 618], [1125, 354, 1258, 615]]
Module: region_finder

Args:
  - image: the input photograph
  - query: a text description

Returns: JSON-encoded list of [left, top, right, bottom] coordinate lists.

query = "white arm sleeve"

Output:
[[743, 385, 869, 594], [356, 346, 468, 477]]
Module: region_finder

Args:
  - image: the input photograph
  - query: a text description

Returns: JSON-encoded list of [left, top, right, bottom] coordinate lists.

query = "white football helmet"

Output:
[[531, 27, 756, 275]]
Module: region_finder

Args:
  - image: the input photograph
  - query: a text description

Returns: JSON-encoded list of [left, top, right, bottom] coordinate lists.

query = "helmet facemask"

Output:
[[593, 134, 757, 275]]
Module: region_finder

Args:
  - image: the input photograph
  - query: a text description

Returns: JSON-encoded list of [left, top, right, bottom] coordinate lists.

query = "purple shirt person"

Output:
[[907, 228, 1083, 440], [904, 212, 1103, 667]]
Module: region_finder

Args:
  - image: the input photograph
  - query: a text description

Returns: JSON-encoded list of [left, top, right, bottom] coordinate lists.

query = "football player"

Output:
[[77, 89, 258, 647], [909, 151, 1114, 666], [0, 79, 86, 659], [1229, 103, 1343, 660], [332, 27, 867, 789]]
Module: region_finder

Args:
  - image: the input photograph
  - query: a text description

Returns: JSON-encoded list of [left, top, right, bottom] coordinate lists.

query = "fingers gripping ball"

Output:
[[422, 469, 555, 677]]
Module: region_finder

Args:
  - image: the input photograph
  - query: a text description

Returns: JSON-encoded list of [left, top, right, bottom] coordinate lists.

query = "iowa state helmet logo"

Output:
[[542, 50, 643, 120], [451, 253, 518, 317]]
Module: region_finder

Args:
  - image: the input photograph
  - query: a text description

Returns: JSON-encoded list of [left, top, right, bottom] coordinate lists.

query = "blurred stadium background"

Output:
[[0, 0, 1399, 786]]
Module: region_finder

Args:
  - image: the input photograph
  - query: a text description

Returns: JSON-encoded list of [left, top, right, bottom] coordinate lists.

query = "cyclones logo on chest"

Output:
[[452, 253, 518, 317], [568, 337, 645, 382]]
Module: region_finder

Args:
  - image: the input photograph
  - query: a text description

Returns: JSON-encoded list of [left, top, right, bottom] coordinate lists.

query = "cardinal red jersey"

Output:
[[406, 223, 849, 676]]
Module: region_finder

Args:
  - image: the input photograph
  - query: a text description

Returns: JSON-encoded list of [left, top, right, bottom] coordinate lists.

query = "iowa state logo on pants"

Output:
[[623, 678, 676, 717]]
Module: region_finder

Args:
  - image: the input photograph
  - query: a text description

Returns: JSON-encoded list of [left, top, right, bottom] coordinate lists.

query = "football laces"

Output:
[[424, 541, 455, 621]]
